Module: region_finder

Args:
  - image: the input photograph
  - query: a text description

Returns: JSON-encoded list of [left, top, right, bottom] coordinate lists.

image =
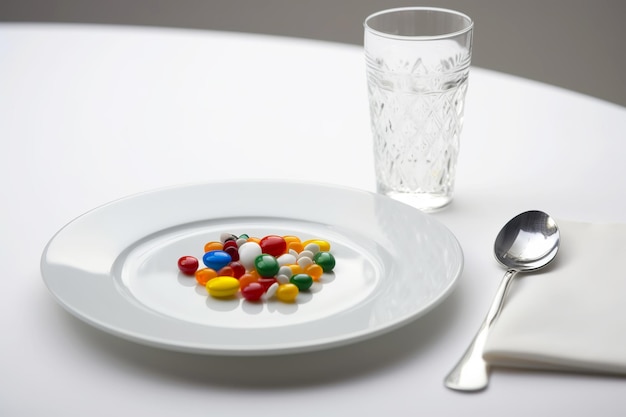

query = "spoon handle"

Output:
[[444, 269, 517, 391]]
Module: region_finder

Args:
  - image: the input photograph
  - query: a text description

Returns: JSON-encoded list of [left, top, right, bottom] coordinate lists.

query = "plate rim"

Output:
[[41, 180, 463, 355]]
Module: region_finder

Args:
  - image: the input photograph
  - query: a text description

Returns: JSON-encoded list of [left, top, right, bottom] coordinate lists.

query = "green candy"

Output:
[[290, 273, 313, 291], [313, 251, 336, 272], [254, 254, 279, 277]]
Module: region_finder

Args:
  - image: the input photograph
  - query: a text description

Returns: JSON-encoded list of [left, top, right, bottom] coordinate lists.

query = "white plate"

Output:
[[41, 181, 463, 355]]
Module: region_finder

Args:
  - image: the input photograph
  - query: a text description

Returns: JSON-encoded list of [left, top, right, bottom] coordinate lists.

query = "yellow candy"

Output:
[[276, 283, 299, 303], [302, 239, 331, 251], [206, 276, 240, 298], [288, 264, 305, 275]]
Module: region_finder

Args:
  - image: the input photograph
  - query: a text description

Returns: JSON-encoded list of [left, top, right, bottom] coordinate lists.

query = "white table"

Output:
[[2, 23, 625, 416]]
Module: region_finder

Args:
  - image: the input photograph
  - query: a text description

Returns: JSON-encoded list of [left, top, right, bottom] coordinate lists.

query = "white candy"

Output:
[[303, 243, 321, 254], [277, 253, 297, 266], [278, 265, 293, 278], [276, 274, 290, 284], [297, 257, 313, 269], [236, 237, 248, 247], [289, 249, 299, 257], [238, 241, 262, 271], [298, 250, 314, 260], [262, 282, 279, 300], [220, 232, 236, 243]]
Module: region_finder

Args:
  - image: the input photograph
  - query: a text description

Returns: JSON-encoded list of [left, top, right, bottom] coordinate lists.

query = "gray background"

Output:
[[2, 0, 625, 107]]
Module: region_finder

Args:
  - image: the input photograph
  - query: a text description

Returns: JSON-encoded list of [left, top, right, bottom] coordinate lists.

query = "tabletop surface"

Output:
[[2, 23, 625, 416]]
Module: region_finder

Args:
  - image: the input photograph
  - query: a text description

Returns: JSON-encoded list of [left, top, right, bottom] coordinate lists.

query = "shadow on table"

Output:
[[46, 288, 464, 390]]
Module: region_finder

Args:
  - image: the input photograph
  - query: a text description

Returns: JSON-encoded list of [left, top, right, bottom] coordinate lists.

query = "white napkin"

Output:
[[483, 220, 626, 375]]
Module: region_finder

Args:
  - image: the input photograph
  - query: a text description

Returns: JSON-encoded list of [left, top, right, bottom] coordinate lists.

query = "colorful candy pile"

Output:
[[177, 233, 336, 303]]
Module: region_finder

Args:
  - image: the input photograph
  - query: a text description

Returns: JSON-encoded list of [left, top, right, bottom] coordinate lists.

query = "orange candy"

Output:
[[283, 235, 301, 245], [287, 241, 304, 253], [217, 265, 235, 277], [203, 241, 223, 252], [195, 268, 218, 285], [238, 273, 259, 289], [305, 264, 323, 281]]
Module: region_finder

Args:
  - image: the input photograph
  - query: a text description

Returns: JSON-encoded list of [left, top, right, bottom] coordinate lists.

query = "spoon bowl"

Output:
[[444, 210, 560, 392], [494, 210, 560, 272]]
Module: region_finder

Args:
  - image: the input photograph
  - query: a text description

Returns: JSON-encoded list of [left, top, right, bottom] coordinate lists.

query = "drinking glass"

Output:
[[364, 7, 473, 211]]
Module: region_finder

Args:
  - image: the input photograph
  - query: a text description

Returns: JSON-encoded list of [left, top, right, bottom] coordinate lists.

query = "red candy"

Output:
[[177, 256, 199, 275], [241, 282, 264, 301], [229, 261, 246, 278], [223, 240, 238, 250], [224, 245, 240, 261], [257, 277, 278, 291], [259, 235, 287, 257]]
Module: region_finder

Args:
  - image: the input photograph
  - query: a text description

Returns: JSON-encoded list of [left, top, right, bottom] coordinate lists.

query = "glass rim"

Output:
[[364, 7, 474, 41]]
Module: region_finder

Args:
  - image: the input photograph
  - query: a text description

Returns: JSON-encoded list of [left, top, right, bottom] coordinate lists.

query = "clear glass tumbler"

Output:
[[364, 7, 473, 211]]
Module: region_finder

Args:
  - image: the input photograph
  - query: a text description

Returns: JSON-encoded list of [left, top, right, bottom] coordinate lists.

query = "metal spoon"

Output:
[[444, 210, 560, 392]]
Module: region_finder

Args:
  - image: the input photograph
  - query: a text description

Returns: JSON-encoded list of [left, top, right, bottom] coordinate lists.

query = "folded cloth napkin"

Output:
[[483, 220, 626, 375]]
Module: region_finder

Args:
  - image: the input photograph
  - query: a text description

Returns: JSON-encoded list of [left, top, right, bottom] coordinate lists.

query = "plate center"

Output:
[[115, 218, 384, 328]]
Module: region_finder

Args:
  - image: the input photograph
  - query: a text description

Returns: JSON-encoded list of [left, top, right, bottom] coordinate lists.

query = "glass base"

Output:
[[382, 190, 452, 212]]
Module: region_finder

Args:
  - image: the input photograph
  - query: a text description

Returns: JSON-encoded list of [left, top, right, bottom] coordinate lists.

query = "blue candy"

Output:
[[202, 250, 232, 271]]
